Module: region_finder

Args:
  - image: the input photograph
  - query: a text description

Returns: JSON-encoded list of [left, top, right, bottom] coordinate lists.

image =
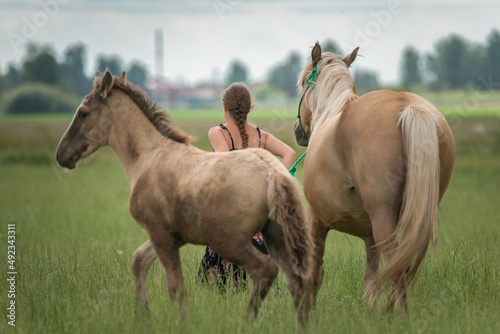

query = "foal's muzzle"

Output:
[[56, 141, 89, 169]]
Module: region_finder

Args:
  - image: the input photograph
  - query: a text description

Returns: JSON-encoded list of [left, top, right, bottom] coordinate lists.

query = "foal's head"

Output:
[[294, 42, 359, 146], [56, 70, 191, 169], [56, 71, 119, 169]]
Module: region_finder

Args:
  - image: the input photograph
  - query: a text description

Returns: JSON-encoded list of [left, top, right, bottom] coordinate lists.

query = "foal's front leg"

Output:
[[149, 236, 189, 315], [131, 239, 157, 312]]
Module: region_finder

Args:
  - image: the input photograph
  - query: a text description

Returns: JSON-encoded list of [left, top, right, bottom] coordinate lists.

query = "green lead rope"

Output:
[[289, 151, 307, 177]]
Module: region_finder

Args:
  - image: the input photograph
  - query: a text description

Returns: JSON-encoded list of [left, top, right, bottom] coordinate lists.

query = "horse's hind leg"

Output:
[[362, 236, 380, 304], [261, 221, 312, 327], [308, 206, 329, 304], [366, 206, 405, 311], [131, 239, 157, 312]]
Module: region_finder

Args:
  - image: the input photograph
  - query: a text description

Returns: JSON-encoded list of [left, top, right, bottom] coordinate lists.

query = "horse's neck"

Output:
[[311, 75, 357, 130], [107, 104, 169, 185]]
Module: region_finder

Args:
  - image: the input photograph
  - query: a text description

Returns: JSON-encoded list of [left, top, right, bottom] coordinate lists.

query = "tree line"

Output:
[[0, 42, 150, 113], [400, 29, 500, 91], [0, 29, 498, 113]]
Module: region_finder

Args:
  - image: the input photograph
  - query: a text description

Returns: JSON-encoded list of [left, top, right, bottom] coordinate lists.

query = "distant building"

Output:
[[145, 76, 222, 109]]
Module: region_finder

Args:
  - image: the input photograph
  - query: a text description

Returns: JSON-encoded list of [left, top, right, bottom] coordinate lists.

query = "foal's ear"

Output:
[[311, 42, 322, 67], [343, 47, 359, 67], [100, 70, 114, 99], [119, 71, 127, 81]]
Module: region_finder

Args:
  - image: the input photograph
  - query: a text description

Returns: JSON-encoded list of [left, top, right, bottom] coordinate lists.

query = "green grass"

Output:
[[0, 113, 499, 333]]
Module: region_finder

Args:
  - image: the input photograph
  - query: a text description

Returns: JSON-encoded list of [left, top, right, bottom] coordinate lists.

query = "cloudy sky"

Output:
[[0, 0, 499, 85]]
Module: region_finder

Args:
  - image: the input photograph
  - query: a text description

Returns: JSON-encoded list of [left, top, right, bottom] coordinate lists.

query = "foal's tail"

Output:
[[266, 172, 310, 278], [372, 104, 441, 308]]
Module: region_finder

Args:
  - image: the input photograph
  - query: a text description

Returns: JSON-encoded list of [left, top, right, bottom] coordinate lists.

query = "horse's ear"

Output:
[[100, 70, 114, 99], [343, 47, 359, 67], [311, 42, 322, 67]]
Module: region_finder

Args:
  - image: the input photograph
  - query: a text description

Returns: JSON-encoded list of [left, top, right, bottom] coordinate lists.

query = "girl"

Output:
[[198, 82, 296, 288]]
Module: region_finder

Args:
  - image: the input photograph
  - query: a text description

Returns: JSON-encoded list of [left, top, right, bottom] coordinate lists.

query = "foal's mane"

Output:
[[92, 72, 192, 145], [298, 52, 358, 131]]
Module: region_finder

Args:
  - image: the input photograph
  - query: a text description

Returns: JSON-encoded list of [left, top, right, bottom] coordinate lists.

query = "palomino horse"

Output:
[[56, 71, 312, 325], [294, 43, 455, 310]]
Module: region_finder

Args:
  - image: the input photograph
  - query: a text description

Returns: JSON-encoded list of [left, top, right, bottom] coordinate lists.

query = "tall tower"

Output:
[[154, 29, 164, 77]]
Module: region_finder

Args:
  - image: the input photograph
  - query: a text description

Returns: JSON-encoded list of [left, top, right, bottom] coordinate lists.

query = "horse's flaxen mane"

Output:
[[298, 52, 358, 132], [92, 72, 192, 145]]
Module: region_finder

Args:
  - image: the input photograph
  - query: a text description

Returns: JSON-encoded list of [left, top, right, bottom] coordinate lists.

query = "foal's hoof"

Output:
[[134, 302, 150, 316]]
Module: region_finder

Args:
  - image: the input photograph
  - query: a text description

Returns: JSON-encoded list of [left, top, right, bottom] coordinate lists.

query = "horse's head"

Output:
[[56, 70, 119, 169], [294, 42, 359, 146]]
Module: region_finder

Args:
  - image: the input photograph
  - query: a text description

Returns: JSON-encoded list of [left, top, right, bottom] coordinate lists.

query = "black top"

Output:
[[218, 124, 261, 151]]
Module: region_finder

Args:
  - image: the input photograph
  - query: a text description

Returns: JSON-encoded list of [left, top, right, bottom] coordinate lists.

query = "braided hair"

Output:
[[221, 82, 253, 148]]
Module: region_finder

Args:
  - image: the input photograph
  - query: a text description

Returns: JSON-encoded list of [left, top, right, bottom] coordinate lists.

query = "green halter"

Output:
[[289, 59, 322, 177], [296, 59, 322, 139]]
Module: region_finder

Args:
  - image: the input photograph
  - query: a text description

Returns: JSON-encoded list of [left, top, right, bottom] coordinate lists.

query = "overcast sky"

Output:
[[1, 0, 499, 85]]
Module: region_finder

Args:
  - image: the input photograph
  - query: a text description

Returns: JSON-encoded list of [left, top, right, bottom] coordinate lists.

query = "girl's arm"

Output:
[[208, 127, 230, 152], [262, 132, 296, 170]]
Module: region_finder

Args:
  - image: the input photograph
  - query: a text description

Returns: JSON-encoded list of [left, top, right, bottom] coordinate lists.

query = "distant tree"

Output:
[[427, 34, 469, 88], [353, 68, 379, 94], [21, 44, 59, 85], [0, 71, 3, 98], [269, 51, 303, 96], [3, 63, 21, 89], [96, 54, 123, 76], [127, 61, 149, 89], [485, 29, 500, 85], [62, 43, 92, 97], [400, 46, 422, 90], [322, 39, 341, 54], [465, 44, 489, 88], [225, 60, 248, 85]]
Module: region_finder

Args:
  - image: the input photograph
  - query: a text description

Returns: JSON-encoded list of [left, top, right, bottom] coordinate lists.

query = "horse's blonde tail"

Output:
[[266, 173, 310, 278], [371, 105, 441, 308]]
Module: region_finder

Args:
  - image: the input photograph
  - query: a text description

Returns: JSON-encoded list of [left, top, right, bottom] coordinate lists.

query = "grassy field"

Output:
[[0, 106, 499, 333]]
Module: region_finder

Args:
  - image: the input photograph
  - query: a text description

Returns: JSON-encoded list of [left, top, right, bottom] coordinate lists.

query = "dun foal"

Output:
[[56, 71, 312, 325]]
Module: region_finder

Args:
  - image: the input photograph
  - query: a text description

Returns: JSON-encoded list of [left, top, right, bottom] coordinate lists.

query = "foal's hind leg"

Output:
[[131, 239, 157, 312], [261, 222, 312, 327], [215, 241, 279, 322]]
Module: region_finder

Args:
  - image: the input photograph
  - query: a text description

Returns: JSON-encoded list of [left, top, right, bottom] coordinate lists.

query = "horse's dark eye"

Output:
[[78, 112, 89, 119]]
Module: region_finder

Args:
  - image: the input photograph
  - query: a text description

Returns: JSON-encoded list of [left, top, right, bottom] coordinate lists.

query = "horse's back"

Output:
[[303, 90, 454, 237]]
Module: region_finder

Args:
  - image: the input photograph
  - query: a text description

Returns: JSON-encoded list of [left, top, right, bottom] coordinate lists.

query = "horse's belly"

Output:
[[304, 170, 372, 238], [312, 196, 371, 237]]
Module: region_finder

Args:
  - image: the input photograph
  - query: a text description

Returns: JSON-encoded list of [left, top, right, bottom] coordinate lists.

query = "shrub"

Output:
[[0, 84, 80, 114], [1, 152, 52, 165]]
